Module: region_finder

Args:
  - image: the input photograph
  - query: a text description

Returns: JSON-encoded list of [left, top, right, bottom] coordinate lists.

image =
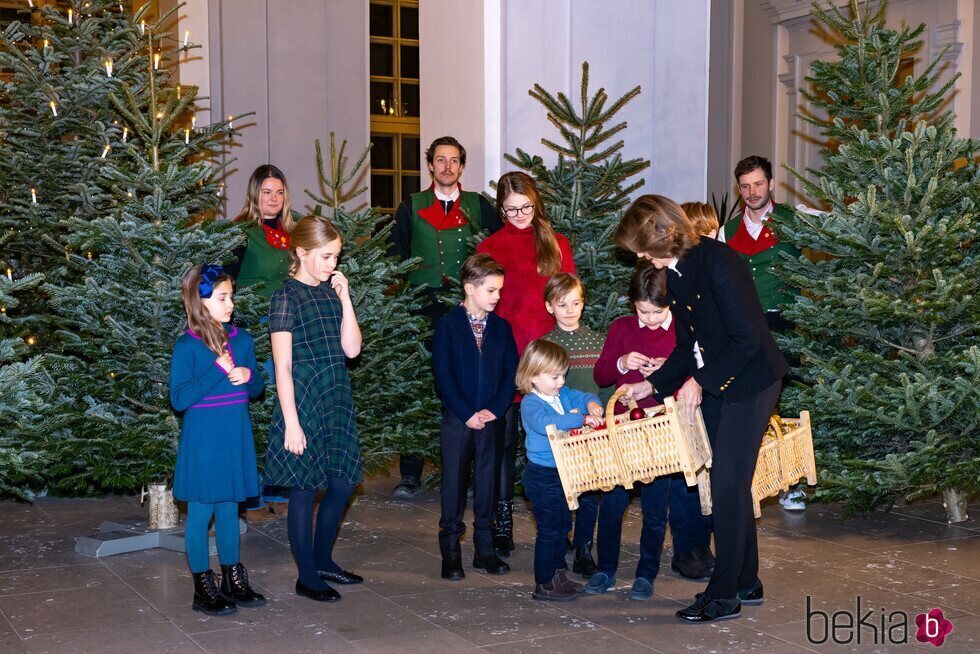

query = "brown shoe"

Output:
[[532, 571, 580, 602], [243, 507, 278, 524], [556, 569, 584, 595], [268, 501, 289, 517]]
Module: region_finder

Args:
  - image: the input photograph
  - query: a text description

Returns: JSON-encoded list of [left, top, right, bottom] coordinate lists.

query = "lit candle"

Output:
[[65, 248, 70, 261], [26, 336, 36, 346], [155, 111, 163, 120], [183, 30, 189, 47], [217, 184, 224, 197], [119, 3, 123, 12], [87, 252, 93, 260], [49, 100, 57, 116], [5, 268, 11, 282], [154, 52, 160, 70], [31, 188, 37, 203], [184, 128, 189, 144], [1, 307, 6, 314], [227, 115, 233, 129], [122, 126, 128, 142], [140, 20, 145, 35], [126, 191, 133, 197], [191, 115, 196, 129], [101, 144, 111, 158], [28, 0, 33, 8], [43, 39, 48, 48], [104, 59, 113, 77], [176, 86, 181, 99], [68, 9, 73, 24]]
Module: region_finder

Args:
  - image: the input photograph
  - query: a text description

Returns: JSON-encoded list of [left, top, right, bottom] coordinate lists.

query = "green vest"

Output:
[[407, 189, 483, 288], [723, 203, 801, 311], [236, 224, 291, 299]]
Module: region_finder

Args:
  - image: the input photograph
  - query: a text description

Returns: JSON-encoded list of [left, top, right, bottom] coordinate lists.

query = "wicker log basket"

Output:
[[546, 387, 816, 518]]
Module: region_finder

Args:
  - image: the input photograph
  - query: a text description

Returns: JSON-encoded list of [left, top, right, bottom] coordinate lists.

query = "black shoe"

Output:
[[441, 557, 465, 581], [295, 579, 341, 602], [319, 569, 363, 585], [192, 570, 238, 615], [738, 580, 764, 605], [473, 551, 510, 575], [671, 548, 714, 581], [491, 500, 515, 558], [571, 544, 598, 579], [393, 476, 421, 498], [676, 593, 741, 623], [219, 562, 266, 608]]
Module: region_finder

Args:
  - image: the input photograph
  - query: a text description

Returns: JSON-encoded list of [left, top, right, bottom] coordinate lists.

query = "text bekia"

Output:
[[806, 595, 908, 645]]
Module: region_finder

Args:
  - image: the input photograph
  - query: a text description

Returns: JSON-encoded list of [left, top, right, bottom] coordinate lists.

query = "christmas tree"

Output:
[[776, 0, 980, 519], [304, 134, 440, 472], [504, 62, 650, 328], [0, 269, 49, 499], [26, 1, 250, 493]]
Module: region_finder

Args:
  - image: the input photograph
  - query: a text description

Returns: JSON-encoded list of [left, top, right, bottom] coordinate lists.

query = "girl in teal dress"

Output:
[[170, 265, 266, 615], [264, 216, 364, 602]]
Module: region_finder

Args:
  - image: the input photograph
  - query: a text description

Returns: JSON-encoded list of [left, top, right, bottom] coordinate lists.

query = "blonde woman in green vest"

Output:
[[389, 136, 503, 497], [228, 165, 296, 522], [228, 165, 296, 300]]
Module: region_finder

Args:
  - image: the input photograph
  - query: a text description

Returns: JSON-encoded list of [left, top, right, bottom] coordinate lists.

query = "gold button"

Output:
[[672, 299, 677, 305], [696, 293, 701, 299], [686, 305, 692, 311]]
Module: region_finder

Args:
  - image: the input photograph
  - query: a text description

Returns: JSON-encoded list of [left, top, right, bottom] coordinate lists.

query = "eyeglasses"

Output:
[[501, 203, 535, 218]]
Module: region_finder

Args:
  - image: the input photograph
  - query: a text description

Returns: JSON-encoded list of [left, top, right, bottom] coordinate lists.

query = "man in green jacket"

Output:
[[721, 155, 807, 511], [389, 136, 502, 498]]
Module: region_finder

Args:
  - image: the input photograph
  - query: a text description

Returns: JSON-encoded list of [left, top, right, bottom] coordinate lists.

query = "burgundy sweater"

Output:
[[594, 313, 680, 414]]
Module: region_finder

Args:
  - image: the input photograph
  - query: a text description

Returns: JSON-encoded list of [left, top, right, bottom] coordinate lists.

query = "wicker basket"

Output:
[[546, 387, 713, 513], [751, 411, 816, 518]]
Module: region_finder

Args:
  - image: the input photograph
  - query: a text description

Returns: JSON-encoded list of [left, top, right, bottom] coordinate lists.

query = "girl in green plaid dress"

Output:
[[265, 216, 364, 602]]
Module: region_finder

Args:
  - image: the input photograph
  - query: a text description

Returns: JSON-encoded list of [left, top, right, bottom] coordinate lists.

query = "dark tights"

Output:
[[287, 479, 356, 589]]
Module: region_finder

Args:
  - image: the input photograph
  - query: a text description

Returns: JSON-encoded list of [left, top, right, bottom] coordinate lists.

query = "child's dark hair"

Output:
[[460, 253, 504, 288], [627, 262, 669, 307], [544, 272, 585, 305]]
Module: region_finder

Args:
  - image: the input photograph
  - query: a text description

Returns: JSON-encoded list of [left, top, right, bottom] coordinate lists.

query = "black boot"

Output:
[[192, 569, 237, 615], [492, 500, 515, 558], [572, 543, 598, 578], [220, 562, 266, 608]]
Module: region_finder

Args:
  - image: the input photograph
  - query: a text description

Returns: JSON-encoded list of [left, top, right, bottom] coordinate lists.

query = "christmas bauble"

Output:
[[630, 407, 646, 420]]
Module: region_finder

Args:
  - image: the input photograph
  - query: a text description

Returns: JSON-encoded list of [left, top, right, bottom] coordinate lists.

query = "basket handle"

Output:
[[605, 386, 639, 436], [768, 415, 783, 440]]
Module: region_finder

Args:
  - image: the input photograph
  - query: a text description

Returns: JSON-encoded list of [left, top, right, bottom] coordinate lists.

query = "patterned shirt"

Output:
[[463, 305, 489, 351], [542, 324, 613, 405]]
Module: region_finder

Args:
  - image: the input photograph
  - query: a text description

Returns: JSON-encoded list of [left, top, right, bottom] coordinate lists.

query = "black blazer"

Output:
[[648, 238, 788, 400]]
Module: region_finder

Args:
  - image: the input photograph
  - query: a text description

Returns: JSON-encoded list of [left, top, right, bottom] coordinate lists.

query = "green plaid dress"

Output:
[[264, 277, 362, 488]]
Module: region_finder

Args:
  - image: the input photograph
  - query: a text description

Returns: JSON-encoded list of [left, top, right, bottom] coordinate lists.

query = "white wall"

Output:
[[419, 0, 712, 202]]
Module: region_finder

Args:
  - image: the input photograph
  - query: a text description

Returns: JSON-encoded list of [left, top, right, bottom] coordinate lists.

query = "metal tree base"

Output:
[[75, 516, 247, 558]]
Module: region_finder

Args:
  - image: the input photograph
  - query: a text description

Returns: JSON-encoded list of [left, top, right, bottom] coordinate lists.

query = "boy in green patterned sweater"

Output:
[[542, 273, 619, 578]]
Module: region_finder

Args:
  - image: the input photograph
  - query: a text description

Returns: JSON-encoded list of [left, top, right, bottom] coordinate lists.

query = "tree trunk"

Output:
[[143, 483, 179, 529], [941, 488, 970, 524]]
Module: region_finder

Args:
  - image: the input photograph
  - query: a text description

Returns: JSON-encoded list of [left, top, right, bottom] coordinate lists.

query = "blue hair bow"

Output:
[[198, 264, 225, 298]]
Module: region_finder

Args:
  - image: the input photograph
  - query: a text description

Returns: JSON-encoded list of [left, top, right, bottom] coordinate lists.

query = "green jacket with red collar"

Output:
[[722, 202, 801, 311]]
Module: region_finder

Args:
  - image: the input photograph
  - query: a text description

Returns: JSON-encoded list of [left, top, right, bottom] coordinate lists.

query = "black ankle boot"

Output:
[[492, 500, 514, 558], [220, 562, 266, 608], [572, 543, 598, 578], [193, 569, 237, 615]]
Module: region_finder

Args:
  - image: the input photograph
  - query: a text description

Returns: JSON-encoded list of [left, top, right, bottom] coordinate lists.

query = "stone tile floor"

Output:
[[0, 474, 977, 653]]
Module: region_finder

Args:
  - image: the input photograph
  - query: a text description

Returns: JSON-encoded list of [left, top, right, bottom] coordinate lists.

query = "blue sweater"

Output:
[[432, 305, 518, 422], [521, 387, 601, 467], [169, 324, 265, 503]]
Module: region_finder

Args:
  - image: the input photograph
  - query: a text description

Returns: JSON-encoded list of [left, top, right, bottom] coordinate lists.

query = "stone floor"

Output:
[[0, 476, 977, 653]]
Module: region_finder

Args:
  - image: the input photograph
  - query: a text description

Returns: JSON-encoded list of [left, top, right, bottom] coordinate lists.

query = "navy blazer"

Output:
[[648, 238, 788, 400], [432, 305, 518, 422]]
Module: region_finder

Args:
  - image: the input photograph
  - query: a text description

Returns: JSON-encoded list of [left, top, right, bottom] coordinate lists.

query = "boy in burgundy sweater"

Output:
[[589, 264, 714, 599]]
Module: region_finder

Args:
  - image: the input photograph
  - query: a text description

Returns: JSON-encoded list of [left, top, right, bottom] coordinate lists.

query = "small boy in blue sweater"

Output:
[[519, 338, 603, 601], [432, 254, 518, 581]]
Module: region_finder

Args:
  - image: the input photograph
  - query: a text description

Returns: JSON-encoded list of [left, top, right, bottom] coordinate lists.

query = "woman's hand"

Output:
[[215, 351, 234, 373], [330, 270, 351, 301], [620, 351, 652, 371], [227, 366, 252, 385], [620, 381, 654, 403], [676, 377, 703, 424], [284, 422, 307, 456]]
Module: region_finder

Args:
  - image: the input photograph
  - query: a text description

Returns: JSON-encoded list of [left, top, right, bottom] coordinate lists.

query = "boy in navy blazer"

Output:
[[432, 254, 518, 581]]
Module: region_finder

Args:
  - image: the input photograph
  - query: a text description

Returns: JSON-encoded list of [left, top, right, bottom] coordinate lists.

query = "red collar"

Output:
[[418, 183, 470, 230], [262, 222, 290, 249], [727, 208, 779, 256]]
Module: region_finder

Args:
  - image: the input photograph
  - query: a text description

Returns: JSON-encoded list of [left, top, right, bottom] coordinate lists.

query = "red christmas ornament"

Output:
[[629, 407, 646, 420]]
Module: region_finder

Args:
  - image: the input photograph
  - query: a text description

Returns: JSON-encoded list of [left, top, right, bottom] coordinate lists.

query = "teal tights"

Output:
[[185, 501, 240, 573]]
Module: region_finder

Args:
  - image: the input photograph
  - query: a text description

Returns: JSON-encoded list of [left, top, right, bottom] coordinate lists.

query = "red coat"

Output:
[[476, 221, 576, 355]]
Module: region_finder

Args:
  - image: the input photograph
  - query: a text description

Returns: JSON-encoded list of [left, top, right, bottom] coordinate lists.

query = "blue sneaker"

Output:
[[630, 577, 653, 600], [584, 572, 616, 594]]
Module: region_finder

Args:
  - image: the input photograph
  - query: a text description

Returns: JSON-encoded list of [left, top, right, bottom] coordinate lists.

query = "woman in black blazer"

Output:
[[616, 195, 788, 623]]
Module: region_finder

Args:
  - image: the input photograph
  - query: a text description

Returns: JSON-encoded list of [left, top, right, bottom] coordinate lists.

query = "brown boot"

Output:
[[532, 570, 580, 602], [556, 569, 584, 595]]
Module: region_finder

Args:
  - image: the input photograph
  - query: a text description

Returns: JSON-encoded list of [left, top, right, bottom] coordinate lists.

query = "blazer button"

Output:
[[686, 305, 692, 311], [696, 293, 701, 299], [672, 299, 677, 305]]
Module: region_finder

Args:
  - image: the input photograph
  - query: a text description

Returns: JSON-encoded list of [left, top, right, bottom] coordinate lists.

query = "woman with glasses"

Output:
[[476, 171, 576, 559]]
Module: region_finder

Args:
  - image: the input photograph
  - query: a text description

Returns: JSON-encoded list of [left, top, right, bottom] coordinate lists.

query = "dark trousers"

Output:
[[523, 461, 572, 584], [438, 409, 500, 558], [636, 474, 712, 580], [703, 379, 782, 599], [589, 486, 629, 576], [496, 403, 520, 503], [572, 491, 599, 547]]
